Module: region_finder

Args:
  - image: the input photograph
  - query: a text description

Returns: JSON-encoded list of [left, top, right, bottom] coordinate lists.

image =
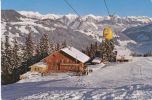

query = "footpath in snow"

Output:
[[2, 57, 152, 100]]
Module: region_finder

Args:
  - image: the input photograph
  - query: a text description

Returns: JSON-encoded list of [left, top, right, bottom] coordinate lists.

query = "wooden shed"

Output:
[[44, 46, 90, 74], [30, 62, 48, 73]]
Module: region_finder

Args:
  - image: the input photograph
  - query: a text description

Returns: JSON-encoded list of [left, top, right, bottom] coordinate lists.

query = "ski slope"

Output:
[[2, 57, 152, 100]]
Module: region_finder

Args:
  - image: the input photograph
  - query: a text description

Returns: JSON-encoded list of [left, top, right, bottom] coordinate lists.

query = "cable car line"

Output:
[[63, 0, 81, 17], [103, 0, 111, 16]]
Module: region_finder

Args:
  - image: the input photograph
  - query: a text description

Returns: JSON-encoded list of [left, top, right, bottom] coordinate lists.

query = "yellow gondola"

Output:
[[103, 26, 113, 40]]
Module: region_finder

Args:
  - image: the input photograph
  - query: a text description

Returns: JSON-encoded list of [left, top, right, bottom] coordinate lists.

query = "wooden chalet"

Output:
[[39, 46, 90, 74]]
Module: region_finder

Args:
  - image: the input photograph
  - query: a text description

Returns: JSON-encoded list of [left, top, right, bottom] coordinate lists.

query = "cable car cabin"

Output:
[[103, 27, 113, 41], [44, 46, 90, 74]]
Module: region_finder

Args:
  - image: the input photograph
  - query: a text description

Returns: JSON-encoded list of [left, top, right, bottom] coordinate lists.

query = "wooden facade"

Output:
[[44, 51, 86, 73]]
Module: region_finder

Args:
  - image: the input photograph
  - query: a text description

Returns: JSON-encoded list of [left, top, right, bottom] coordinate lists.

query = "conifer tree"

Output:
[[1, 41, 5, 69], [12, 39, 21, 69], [55, 43, 60, 51], [39, 34, 49, 53], [61, 40, 67, 48], [4, 36, 13, 73], [23, 32, 34, 61], [100, 40, 115, 62], [49, 41, 55, 54], [2, 36, 13, 84]]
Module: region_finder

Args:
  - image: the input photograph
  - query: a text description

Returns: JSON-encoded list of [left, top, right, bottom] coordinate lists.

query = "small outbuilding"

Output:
[[30, 62, 48, 73], [116, 48, 133, 62], [92, 57, 101, 64]]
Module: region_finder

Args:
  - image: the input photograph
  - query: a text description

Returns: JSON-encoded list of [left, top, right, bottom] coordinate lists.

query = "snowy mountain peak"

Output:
[[2, 10, 152, 53], [18, 11, 61, 20], [18, 11, 42, 19]]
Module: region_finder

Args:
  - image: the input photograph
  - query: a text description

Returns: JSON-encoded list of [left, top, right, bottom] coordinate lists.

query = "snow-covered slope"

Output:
[[2, 57, 152, 100], [1, 10, 97, 50]]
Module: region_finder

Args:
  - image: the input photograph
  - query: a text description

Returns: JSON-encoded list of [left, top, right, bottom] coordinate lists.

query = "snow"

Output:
[[2, 57, 152, 100], [59, 14, 78, 26], [117, 40, 137, 47], [18, 11, 152, 24], [42, 14, 61, 20], [18, 11, 62, 20], [115, 46, 133, 60], [18, 26, 29, 34], [61, 46, 90, 63], [19, 17, 37, 22], [29, 26, 39, 33], [64, 14, 78, 20], [11, 21, 51, 31], [18, 11, 43, 19], [125, 16, 152, 24], [1, 22, 7, 35], [19, 72, 41, 81], [80, 22, 98, 31]]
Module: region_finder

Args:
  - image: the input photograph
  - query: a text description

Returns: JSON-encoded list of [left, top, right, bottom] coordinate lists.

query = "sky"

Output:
[[1, 0, 152, 17]]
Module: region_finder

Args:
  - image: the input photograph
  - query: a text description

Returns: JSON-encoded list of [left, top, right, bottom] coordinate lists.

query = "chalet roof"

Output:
[[61, 46, 90, 63], [30, 62, 48, 68]]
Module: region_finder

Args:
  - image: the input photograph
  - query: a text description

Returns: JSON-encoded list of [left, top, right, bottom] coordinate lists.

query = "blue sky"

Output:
[[1, 0, 152, 17]]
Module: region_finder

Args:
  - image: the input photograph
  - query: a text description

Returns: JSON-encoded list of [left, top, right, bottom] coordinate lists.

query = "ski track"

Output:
[[2, 57, 152, 100]]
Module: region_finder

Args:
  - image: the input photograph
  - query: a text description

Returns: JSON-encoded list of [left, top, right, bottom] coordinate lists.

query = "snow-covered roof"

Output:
[[61, 46, 90, 63], [30, 62, 48, 68]]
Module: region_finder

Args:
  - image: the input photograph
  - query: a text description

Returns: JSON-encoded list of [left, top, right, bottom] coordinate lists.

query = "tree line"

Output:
[[82, 40, 116, 62], [131, 51, 152, 57], [1, 32, 117, 85], [1, 32, 67, 85]]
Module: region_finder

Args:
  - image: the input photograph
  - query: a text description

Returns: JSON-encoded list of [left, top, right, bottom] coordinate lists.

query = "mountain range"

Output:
[[1, 10, 152, 53]]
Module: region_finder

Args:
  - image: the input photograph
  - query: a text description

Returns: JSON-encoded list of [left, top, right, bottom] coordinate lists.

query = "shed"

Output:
[[92, 57, 101, 64], [30, 62, 48, 73], [116, 49, 133, 62]]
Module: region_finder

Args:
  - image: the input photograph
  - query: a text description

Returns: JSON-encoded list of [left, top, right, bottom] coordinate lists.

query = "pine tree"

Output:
[[25, 32, 34, 60], [1, 41, 5, 69], [39, 34, 49, 53], [61, 40, 67, 48], [100, 40, 115, 62], [12, 39, 21, 69], [2, 36, 14, 84], [49, 41, 55, 54], [55, 43, 60, 51], [4, 36, 13, 74], [94, 42, 98, 52]]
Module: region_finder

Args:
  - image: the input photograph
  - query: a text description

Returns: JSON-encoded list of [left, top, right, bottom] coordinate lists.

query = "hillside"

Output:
[[2, 57, 152, 100], [1, 10, 97, 50], [122, 24, 152, 53]]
